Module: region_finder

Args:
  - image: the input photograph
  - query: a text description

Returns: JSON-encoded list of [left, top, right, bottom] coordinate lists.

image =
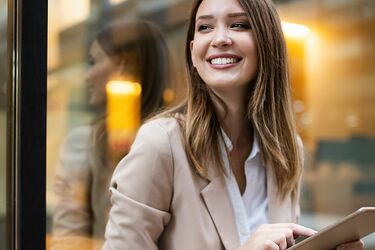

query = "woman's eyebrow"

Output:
[[227, 12, 247, 18], [196, 12, 247, 20], [197, 15, 214, 20]]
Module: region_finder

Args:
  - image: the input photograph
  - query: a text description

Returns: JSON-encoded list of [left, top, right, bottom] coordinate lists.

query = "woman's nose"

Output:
[[211, 27, 232, 48]]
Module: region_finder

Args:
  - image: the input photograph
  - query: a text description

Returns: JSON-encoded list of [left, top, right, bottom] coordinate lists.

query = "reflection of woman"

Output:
[[103, 1, 363, 250], [52, 19, 169, 245]]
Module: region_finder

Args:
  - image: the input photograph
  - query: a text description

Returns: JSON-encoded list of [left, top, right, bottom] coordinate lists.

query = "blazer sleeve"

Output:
[[103, 120, 174, 250]]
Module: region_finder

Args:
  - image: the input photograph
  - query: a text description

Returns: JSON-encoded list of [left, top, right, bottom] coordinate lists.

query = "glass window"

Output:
[[47, 0, 375, 249], [0, 0, 7, 249], [47, 0, 188, 249], [277, 0, 375, 247]]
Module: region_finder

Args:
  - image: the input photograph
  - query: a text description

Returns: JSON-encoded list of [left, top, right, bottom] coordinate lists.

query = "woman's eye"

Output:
[[231, 23, 250, 29], [197, 24, 211, 32]]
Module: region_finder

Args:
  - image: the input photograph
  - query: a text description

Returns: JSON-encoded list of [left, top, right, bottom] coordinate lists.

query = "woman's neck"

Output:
[[214, 97, 253, 148]]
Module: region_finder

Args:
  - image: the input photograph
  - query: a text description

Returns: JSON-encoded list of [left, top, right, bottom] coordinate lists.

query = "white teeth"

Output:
[[210, 57, 238, 65]]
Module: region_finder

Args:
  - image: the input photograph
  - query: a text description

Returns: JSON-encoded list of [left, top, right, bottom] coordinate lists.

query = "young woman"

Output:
[[52, 19, 170, 248], [103, 0, 364, 249]]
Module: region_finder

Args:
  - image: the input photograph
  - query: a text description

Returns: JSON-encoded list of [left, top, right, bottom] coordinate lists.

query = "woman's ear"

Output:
[[190, 40, 196, 67]]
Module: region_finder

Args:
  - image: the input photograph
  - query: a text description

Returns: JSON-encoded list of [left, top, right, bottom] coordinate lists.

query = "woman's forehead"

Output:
[[195, 0, 245, 19]]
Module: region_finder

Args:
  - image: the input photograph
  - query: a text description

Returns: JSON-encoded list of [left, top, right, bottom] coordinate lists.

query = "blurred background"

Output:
[[1, 0, 374, 249]]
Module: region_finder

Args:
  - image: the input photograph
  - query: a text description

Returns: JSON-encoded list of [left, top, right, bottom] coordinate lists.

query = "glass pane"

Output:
[[47, 0, 186, 249], [277, 0, 375, 248], [0, 0, 7, 248]]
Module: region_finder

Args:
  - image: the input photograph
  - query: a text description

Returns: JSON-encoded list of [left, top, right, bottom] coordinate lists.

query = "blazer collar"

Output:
[[200, 162, 292, 250], [198, 130, 292, 248], [201, 173, 240, 250]]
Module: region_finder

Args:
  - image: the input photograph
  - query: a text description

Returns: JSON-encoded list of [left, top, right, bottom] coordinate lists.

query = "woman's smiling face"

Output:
[[190, 0, 258, 97]]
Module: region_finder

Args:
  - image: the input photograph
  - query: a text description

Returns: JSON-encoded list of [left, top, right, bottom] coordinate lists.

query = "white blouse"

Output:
[[220, 130, 268, 245]]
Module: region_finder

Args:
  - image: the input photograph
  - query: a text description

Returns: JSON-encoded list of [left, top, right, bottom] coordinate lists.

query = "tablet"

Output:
[[288, 207, 375, 250]]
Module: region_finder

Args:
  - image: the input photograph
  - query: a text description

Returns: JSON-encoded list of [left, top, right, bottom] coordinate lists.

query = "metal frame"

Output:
[[7, 0, 47, 249], [6, 0, 16, 249]]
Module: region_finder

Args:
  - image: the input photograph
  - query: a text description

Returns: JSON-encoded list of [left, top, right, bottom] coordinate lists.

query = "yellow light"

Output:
[[282, 21, 311, 39], [106, 80, 142, 150], [108, 0, 127, 5], [106, 81, 141, 96], [163, 88, 175, 105]]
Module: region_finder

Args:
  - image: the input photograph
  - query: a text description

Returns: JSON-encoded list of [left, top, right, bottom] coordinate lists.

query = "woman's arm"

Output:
[[103, 120, 174, 250]]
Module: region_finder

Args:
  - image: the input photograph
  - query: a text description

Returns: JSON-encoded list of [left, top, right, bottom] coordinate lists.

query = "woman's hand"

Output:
[[239, 223, 316, 250], [337, 240, 364, 250]]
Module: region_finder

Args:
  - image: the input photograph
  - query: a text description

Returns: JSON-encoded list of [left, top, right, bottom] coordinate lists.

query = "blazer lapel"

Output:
[[266, 166, 293, 223], [201, 171, 240, 250]]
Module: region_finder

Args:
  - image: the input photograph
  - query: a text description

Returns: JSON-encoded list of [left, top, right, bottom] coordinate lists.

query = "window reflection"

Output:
[[49, 19, 171, 249]]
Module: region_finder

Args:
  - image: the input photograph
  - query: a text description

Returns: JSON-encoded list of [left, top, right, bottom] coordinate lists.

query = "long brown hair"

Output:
[[176, 0, 302, 200], [92, 19, 170, 168]]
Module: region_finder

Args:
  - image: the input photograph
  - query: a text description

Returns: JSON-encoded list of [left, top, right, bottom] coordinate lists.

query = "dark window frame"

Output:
[[7, 0, 48, 249]]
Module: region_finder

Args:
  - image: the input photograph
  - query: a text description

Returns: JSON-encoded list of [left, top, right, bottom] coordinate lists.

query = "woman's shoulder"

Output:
[[129, 115, 183, 155], [139, 115, 183, 138]]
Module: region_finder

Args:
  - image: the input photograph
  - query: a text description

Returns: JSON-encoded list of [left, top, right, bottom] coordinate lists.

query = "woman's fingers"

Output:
[[264, 239, 280, 250], [284, 228, 295, 247], [242, 223, 366, 250], [273, 232, 287, 249], [337, 240, 364, 250], [266, 224, 315, 249], [240, 223, 316, 250], [281, 223, 317, 237], [273, 227, 295, 249]]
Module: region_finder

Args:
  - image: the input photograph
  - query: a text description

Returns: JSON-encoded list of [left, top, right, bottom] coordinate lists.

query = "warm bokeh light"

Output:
[[163, 88, 175, 105], [106, 80, 141, 96], [48, 0, 90, 69], [109, 0, 128, 5], [282, 21, 311, 39], [106, 80, 142, 145]]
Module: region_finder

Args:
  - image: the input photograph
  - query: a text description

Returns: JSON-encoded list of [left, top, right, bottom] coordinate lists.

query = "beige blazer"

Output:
[[103, 117, 300, 250]]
